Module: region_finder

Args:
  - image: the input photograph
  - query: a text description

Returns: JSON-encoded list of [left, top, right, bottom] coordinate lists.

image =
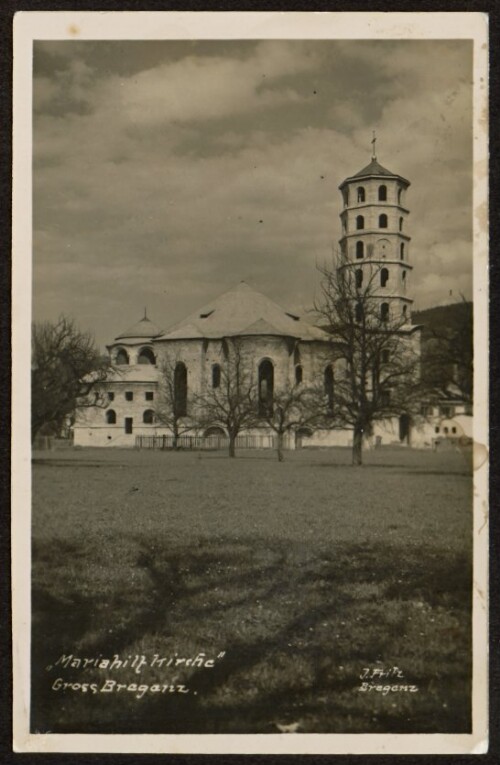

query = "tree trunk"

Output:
[[276, 432, 284, 461], [352, 425, 363, 466], [228, 434, 236, 458]]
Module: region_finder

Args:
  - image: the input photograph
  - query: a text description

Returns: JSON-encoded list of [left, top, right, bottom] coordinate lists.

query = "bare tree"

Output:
[[195, 338, 258, 458], [155, 356, 195, 449], [260, 382, 323, 461], [315, 256, 422, 466], [32, 316, 110, 442]]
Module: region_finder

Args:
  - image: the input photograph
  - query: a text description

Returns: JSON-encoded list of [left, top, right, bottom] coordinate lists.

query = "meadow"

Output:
[[31, 445, 472, 734]]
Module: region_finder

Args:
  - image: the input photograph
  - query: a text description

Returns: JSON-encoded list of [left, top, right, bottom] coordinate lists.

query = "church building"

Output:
[[74, 150, 460, 450]]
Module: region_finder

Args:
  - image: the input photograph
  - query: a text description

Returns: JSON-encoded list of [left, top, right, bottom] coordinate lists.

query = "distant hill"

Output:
[[413, 302, 473, 339], [414, 301, 473, 402]]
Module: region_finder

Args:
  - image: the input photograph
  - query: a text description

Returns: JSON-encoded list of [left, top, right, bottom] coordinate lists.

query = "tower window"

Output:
[[106, 409, 116, 424], [355, 303, 363, 323], [355, 269, 363, 288], [381, 303, 389, 322], [402, 270, 407, 282], [378, 185, 387, 201], [342, 189, 349, 207], [399, 217, 403, 232], [115, 348, 129, 365], [357, 187, 365, 203], [402, 305, 408, 319], [400, 243, 405, 260], [212, 363, 221, 389], [397, 188, 403, 204], [125, 391, 134, 401], [380, 268, 389, 288], [295, 364, 303, 385], [258, 359, 274, 416], [143, 409, 155, 424], [356, 241, 364, 259], [379, 214, 388, 228], [324, 365, 334, 414], [356, 215, 364, 230]]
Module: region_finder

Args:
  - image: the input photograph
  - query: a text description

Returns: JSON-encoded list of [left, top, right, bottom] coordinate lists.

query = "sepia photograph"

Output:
[[12, 11, 488, 755]]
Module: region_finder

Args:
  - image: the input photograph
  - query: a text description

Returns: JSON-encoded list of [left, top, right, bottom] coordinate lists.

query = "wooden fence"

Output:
[[135, 434, 276, 451]]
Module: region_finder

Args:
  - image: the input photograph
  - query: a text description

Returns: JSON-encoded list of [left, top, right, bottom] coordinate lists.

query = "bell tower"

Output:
[[338, 135, 413, 324]]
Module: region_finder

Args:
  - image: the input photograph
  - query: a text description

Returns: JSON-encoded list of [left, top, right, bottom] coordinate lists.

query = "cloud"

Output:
[[31, 40, 474, 348]]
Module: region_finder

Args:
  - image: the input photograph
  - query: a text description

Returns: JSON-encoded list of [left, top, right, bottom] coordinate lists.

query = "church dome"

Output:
[[114, 314, 163, 341]]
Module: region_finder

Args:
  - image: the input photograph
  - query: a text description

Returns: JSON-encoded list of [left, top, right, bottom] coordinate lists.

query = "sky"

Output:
[[32, 39, 473, 350]]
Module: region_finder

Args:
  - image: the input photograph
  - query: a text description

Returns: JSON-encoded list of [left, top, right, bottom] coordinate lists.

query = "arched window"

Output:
[[355, 269, 363, 288], [397, 188, 402, 205], [399, 217, 403, 231], [174, 362, 188, 417], [355, 303, 363, 323], [342, 189, 349, 207], [295, 364, 303, 385], [379, 214, 388, 228], [138, 346, 156, 365], [356, 241, 364, 259], [324, 366, 334, 414], [381, 302, 390, 322], [400, 243, 405, 260], [258, 359, 274, 416], [212, 363, 221, 389], [380, 268, 389, 287], [357, 186, 365, 203], [106, 409, 116, 424], [402, 270, 407, 282], [204, 426, 226, 438], [378, 185, 387, 201], [143, 409, 155, 424], [356, 215, 364, 230], [115, 348, 129, 365]]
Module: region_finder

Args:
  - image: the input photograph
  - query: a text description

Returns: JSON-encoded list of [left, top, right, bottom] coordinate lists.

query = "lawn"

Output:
[[31, 445, 472, 734]]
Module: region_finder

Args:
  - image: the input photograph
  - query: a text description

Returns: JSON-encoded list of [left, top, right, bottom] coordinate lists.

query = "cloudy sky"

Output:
[[33, 39, 473, 349]]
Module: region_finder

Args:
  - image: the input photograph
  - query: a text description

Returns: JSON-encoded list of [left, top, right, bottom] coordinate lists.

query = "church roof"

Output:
[[157, 282, 328, 342], [114, 315, 163, 341], [339, 158, 410, 188]]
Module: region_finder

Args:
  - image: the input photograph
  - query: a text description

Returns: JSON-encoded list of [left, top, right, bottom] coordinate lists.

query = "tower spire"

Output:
[[371, 130, 377, 161]]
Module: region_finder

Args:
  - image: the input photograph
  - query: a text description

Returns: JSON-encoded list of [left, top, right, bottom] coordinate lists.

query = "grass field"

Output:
[[31, 446, 472, 734]]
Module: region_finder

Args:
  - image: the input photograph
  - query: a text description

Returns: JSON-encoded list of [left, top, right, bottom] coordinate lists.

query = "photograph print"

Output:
[[14, 11, 488, 755]]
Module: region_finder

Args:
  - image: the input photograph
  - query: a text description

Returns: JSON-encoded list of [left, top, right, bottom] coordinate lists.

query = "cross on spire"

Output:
[[371, 130, 377, 160]]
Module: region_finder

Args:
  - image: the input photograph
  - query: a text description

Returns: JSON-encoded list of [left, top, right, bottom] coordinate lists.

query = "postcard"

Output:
[[12, 10, 489, 755]]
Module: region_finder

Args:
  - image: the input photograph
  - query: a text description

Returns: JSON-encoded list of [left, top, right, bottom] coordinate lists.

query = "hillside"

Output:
[[413, 302, 473, 339]]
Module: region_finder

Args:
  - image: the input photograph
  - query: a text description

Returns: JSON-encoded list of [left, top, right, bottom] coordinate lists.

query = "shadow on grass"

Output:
[[31, 536, 472, 735]]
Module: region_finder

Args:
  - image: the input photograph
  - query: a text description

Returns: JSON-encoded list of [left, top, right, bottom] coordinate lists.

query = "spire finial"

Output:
[[371, 130, 377, 160], [143, 306, 148, 320]]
